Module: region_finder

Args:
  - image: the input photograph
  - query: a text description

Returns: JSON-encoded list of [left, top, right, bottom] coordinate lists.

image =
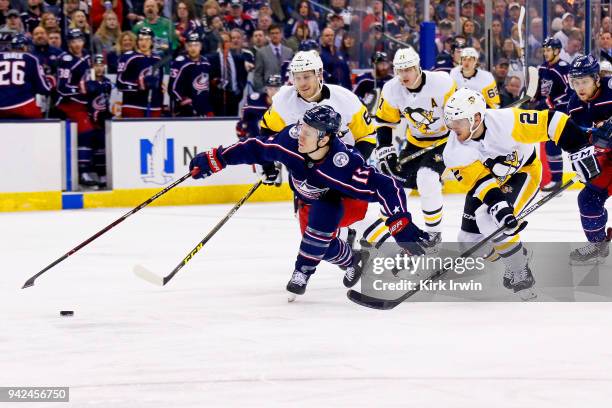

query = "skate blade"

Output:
[[569, 258, 605, 266], [287, 292, 297, 303]]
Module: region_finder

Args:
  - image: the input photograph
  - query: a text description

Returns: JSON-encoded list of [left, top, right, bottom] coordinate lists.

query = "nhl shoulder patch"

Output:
[[333, 152, 349, 167], [250, 92, 260, 100], [62, 54, 73, 62], [176, 55, 185, 62], [608, 77, 612, 89]]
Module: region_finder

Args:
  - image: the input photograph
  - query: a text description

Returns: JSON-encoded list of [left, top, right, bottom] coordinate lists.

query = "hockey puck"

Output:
[[60, 311, 74, 317]]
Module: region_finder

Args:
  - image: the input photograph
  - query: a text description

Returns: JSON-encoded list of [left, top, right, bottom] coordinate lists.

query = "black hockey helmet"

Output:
[[542, 37, 562, 50], [93, 54, 105, 65], [66, 28, 85, 42], [302, 105, 341, 139], [265, 74, 283, 87], [186, 32, 201, 44], [371, 51, 388, 65], [10, 33, 30, 51], [137, 26, 155, 39]]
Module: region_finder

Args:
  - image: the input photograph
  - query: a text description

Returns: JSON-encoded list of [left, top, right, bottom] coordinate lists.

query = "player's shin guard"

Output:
[[416, 168, 443, 234], [578, 185, 609, 242]]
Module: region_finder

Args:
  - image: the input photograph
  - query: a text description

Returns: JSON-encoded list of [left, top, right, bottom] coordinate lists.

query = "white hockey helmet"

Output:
[[460, 47, 479, 60], [289, 50, 323, 74], [393, 47, 420, 73], [600, 60, 612, 74], [444, 88, 486, 140]]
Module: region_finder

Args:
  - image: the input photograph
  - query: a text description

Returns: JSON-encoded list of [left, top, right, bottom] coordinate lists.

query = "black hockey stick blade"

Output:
[[347, 178, 576, 309], [22, 172, 192, 289], [134, 180, 263, 286]]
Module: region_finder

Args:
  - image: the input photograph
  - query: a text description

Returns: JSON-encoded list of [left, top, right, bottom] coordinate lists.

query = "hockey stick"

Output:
[[503, 66, 539, 108], [397, 138, 448, 167], [347, 177, 577, 309], [134, 179, 263, 286], [22, 172, 192, 289], [517, 6, 528, 97], [145, 54, 173, 117]]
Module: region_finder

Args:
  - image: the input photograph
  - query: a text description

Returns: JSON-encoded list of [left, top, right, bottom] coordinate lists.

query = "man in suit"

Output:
[[253, 23, 293, 91], [207, 31, 248, 116]]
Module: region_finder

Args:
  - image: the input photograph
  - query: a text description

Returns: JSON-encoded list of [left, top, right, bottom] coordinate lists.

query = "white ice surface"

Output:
[[1, 192, 611, 407]]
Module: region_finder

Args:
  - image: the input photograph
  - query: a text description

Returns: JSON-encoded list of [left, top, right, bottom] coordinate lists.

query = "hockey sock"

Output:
[[578, 185, 609, 242], [324, 237, 353, 268], [416, 168, 443, 232]]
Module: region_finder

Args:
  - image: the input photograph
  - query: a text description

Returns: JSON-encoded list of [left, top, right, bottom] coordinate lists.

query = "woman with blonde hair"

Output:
[[69, 9, 91, 47], [107, 31, 136, 74], [39, 12, 59, 32], [93, 10, 121, 55]]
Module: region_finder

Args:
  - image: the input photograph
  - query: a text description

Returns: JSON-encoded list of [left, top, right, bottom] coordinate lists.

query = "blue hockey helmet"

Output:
[[371, 51, 388, 65], [302, 105, 342, 139], [93, 54, 105, 65], [186, 32, 201, 44], [542, 37, 563, 49], [137, 26, 155, 39], [298, 39, 319, 52], [10, 33, 30, 51], [66, 28, 85, 42], [569, 54, 600, 79]]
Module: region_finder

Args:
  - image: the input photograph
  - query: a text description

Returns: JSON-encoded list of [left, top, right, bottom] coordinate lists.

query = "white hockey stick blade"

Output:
[[134, 264, 164, 286], [525, 66, 539, 98]]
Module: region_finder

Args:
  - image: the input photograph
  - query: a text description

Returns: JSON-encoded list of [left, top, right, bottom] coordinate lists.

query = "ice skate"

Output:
[[569, 229, 611, 265], [541, 180, 562, 193], [287, 270, 310, 302]]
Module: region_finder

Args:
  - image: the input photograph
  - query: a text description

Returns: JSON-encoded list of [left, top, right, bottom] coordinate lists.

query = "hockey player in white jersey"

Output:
[[443, 88, 599, 299], [450, 47, 501, 109], [369, 47, 456, 246]]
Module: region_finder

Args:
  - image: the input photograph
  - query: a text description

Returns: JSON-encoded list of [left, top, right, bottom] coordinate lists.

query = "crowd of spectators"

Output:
[[0, 0, 610, 118]]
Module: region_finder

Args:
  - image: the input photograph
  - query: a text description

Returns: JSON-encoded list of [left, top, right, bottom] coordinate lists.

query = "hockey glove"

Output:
[[258, 162, 282, 186], [189, 148, 226, 179], [489, 201, 527, 236], [591, 117, 612, 149], [375, 145, 406, 183], [570, 145, 601, 183], [386, 212, 429, 256]]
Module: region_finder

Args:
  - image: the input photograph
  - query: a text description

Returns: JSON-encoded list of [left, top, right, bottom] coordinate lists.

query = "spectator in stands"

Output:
[[0, 0, 9, 27], [1, 9, 24, 33], [554, 12, 575, 49], [225, 0, 255, 39], [493, 57, 509, 90], [106, 30, 135, 73], [174, 0, 201, 49], [202, 0, 221, 24], [285, 21, 309, 52], [506, 3, 522, 37], [257, 13, 272, 33], [460, 0, 481, 36], [202, 14, 223, 54], [207, 30, 247, 116], [499, 75, 522, 107], [132, 0, 177, 55], [253, 23, 292, 91], [339, 32, 358, 70], [598, 31, 612, 60], [440, 0, 458, 27], [490, 18, 504, 62], [286, 1, 319, 41], [31, 25, 62, 75], [602, 16, 611, 34], [560, 28, 583, 63], [462, 19, 479, 47], [47, 27, 62, 49], [321, 0, 354, 29], [20, 0, 43, 34], [39, 12, 59, 32], [91, 0, 123, 32], [92, 10, 120, 55], [230, 28, 255, 73], [69, 10, 92, 48], [251, 28, 266, 52], [319, 26, 350, 90], [126, 0, 146, 29], [361, 0, 395, 34]]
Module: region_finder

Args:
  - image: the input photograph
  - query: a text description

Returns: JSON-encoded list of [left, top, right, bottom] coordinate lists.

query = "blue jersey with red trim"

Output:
[[537, 59, 570, 111], [567, 77, 612, 128], [169, 54, 212, 116], [56, 51, 90, 105], [116, 51, 163, 110], [219, 124, 408, 216], [0, 51, 51, 109]]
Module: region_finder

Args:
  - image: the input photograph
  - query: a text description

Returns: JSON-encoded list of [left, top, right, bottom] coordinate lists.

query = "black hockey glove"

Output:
[[259, 162, 282, 186], [591, 117, 612, 149], [375, 145, 406, 183], [570, 145, 601, 183], [488, 201, 527, 236]]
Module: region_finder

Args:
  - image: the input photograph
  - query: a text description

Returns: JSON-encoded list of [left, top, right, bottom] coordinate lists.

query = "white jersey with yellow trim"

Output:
[[375, 71, 456, 148], [259, 84, 375, 146], [450, 67, 501, 108], [443, 108, 568, 201]]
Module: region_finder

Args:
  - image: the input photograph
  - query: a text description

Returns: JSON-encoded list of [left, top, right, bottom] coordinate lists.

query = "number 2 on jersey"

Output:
[[0, 60, 26, 86]]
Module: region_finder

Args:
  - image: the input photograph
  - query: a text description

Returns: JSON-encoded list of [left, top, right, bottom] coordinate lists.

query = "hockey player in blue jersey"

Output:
[[538, 37, 572, 192], [117, 27, 163, 118], [189, 105, 431, 300], [353, 51, 393, 114], [566, 55, 612, 265], [169, 32, 212, 117], [0, 34, 52, 119], [81, 54, 112, 188], [434, 36, 465, 73], [236, 74, 281, 139]]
